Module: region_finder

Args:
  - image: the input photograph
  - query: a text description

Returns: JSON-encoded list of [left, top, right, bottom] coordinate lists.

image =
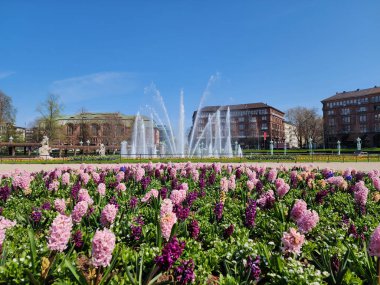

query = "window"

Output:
[[327, 110, 334, 115], [249, 117, 256, 123], [91, 124, 99, 136], [360, 125, 367, 133], [239, 124, 245, 130], [238, 117, 244, 122], [67, 124, 74, 136], [375, 114, 380, 121], [328, 118, 335, 127], [239, 130, 245, 136], [359, 115, 367, 123], [341, 108, 350, 115], [261, 116, 267, 121], [261, 123, 268, 130], [342, 116, 350, 124], [358, 106, 367, 112], [343, 125, 351, 133], [375, 105, 380, 111]]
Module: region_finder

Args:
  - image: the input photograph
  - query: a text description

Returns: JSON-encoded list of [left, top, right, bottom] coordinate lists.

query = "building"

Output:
[[321, 86, 380, 148], [0, 124, 26, 142], [191, 103, 285, 149], [57, 112, 160, 147], [284, 121, 298, 148]]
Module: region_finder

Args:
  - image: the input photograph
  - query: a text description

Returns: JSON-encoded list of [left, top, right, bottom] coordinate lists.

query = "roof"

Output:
[[197, 102, 284, 114], [321, 86, 380, 102]]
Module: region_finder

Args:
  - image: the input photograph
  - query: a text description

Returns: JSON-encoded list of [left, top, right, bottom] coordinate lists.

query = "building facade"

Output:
[[321, 86, 380, 148], [284, 122, 299, 149], [191, 103, 285, 149], [57, 112, 160, 147]]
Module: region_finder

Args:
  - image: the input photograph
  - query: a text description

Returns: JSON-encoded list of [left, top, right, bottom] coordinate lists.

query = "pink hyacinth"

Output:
[[277, 183, 290, 198], [160, 199, 174, 216], [92, 228, 116, 268], [116, 171, 125, 183], [297, 209, 319, 233], [116, 182, 126, 192], [369, 225, 380, 256], [290, 199, 307, 221], [78, 188, 94, 206], [281, 228, 305, 255], [160, 212, 177, 241], [100, 204, 118, 227], [92, 172, 100, 183], [220, 177, 229, 192], [354, 181, 369, 206], [134, 167, 145, 182], [179, 183, 189, 191], [0, 217, 16, 251], [97, 183, 106, 196], [54, 198, 66, 214], [247, 180, 255, 191], [257, 190, 275, 208], [267, 168, 277, 183], [47, 214, 73, 252], [141, 189, 159, 203], [275, 178, 285, 189], [372, 177, 380, 191], [80, 173, 90, 185], [228, 175, 236, 190], [12, 173, 31, 190], [170, 189, 187, 205], [72, 201, 88, 224], [48, 180, 60, 191], [61, 172, 70, 185]]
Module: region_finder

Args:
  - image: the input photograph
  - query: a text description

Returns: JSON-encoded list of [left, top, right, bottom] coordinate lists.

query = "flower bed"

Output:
[[0, 163, 380, 284]]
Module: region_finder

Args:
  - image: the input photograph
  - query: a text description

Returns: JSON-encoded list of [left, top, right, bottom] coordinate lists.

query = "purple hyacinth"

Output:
[[155, 168, 161, 179], [174, 205, 190, 222], [173, 259, 195, 285], [31, 210, 42, 223], [71, 182, 81, 200], [208, 173, 216, 185], [72, 230, 83, 248], [188, 220, 200, 240], [315, 190, 329, 204], [160, 187, 168, 200], [185, 192, 198, 207], [199, 178, 205, 190], [235, 168, 242, 179], [130, 225, 142, 241], [171, 178, 178, 190], [0, 185, 11, 202], [255, 181, 263, 194], [245, 199, 257, 228], [331, 254, 340, 274], [224, 224, 234, 239], [129, 196, 138, 209], [246, 255, 261, 280], [109, 196, 120, 209], [214, 202, 224, 221], [41, 202, 51, 211], [140, 176, 151, 191], [154, 236, 186, 271]]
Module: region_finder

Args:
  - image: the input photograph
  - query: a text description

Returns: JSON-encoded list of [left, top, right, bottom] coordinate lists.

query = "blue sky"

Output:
[[1, 1, 380, 129]]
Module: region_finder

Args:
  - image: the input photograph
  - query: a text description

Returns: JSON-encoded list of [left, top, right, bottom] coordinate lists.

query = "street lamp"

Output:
[[9, 136, 13, 143]]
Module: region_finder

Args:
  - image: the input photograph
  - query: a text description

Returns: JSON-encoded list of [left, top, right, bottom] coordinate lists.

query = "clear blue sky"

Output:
[[1, 1, 380, 129]]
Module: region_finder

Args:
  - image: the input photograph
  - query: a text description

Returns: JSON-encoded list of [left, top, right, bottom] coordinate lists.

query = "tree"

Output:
[[0, 90, 17, 142], [286, 107, 323, 148], [36, 94, 64, 142]]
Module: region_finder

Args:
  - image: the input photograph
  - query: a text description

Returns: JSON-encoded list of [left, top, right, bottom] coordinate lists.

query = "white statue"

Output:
[[38, 135, 52, 159], [98, 143, 106, 156]]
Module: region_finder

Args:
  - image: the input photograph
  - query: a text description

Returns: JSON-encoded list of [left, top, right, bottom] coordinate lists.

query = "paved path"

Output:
[[0, 162, 379, 172]]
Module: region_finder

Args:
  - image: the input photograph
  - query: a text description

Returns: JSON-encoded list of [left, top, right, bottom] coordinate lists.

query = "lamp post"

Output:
[[9, 136, 13, 143], [269, 140, 274, 155], [308, 137, 313, 156], [337, 140, 341, 156]]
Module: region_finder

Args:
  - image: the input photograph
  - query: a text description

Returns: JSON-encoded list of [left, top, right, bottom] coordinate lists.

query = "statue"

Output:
[[38, 136, 52, 159], [356, 137, 362, 151], [98, 143, 106, 156]]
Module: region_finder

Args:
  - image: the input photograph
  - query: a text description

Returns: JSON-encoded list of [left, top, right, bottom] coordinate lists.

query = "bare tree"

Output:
[[37, 94, 64, 142], [286, 107, 323, 148], [0, 90, 16, 125]]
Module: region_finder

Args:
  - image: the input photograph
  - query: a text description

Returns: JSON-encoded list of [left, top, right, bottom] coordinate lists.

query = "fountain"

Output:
[[130, 74, 242, 158], [120, 141, 128, 158]]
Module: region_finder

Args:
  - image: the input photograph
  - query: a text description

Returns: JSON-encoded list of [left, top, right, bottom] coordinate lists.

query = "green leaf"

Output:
[[99, 246, 120, 285], [28, 228, 37, 273], [64, 259, 88, 285]]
